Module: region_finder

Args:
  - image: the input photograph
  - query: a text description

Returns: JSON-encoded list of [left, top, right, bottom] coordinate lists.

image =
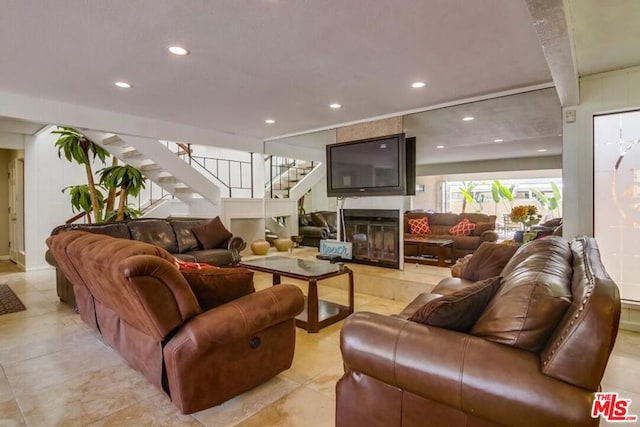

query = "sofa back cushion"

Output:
[[540, 237, 621, 390], [128, 218, 179, 253], [169, 218, 206, 253], [471, 237, 573, 352], [462, 242, 519, 282], [460, 213, 496, 226], [72, 222, 132, 240]]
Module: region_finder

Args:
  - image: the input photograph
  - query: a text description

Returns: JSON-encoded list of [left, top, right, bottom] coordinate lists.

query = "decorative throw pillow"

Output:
[[191, 217, 232, 250], [408, 276, 502, 332], [461, 242, 519, 282], [449, 218, 476, 236], [408, 217, 431, 234], [174, 258, 217, 271], [181, 267, 255, 310]]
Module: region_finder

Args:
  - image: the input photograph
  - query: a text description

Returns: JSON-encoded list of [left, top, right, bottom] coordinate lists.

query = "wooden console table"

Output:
[[239, 256, 354, 333], [404, 237, 454, 267]]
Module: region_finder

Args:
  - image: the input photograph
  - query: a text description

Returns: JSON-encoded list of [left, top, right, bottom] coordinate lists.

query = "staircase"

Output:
[[82, 131, 220, 214], [265, 156, 316, 199]]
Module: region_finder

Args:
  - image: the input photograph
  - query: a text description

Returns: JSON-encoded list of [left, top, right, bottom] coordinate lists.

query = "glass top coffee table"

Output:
[[239, 256, 354, 333]]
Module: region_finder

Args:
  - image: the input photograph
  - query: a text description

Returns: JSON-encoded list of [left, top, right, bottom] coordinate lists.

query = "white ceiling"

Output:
[[0, 1, 639, 164]]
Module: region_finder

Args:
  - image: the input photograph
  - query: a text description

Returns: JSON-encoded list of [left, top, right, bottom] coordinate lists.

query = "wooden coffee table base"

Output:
[[272, 272, 354, 333], [404, 238, 455, 267]]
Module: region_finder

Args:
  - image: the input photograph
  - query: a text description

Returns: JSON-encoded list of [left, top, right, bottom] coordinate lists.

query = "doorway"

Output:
[[8, 158, 25, 268]]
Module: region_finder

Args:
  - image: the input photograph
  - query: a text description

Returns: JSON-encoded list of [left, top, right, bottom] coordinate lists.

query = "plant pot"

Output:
[[513, 230, 524, 243]]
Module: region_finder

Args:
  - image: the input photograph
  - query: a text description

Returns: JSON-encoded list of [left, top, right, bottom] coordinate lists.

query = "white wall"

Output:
[[563, 66, 640, 238], [24, 126, 102, 270]]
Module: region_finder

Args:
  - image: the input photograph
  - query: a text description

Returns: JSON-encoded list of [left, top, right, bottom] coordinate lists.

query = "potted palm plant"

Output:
[[98, 164, 146, 221], [53, 127, 110, 223]]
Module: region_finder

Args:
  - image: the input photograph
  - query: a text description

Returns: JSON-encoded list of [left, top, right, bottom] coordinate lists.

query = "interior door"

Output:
[[8, 159, 24, 265]]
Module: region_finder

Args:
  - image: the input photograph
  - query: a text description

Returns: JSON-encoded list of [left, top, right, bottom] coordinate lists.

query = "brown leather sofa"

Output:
[[298, 211, 338, 247], [337, 236, 621, 426], [404, 212, 498, 259], [46, 217, 246, 308], [47, 230, 304, 414]]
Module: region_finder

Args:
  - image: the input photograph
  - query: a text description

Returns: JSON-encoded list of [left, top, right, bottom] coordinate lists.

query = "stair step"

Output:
[[158, 175, 177, 183], [122, 149, 142, 159], [103, 135, 124, 146], [140, 163, 161, 172]]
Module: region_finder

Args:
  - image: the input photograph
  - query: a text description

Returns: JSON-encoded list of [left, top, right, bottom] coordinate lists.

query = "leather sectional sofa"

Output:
[[337, 236, 621, 426], [404, 212, 499, 260], [47, 230, 304, 414], [46, 217, 246, 308]]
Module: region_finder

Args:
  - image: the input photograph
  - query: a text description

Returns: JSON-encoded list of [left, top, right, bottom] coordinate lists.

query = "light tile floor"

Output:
[[0, 256, 638, 426]]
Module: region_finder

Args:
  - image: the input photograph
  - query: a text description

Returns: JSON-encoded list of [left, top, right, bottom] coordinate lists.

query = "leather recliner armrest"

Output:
[[225, 235, 246, 265], [340, 312, 596, 426], [178, 284, 304, 349], [480, 230, 499, 242]]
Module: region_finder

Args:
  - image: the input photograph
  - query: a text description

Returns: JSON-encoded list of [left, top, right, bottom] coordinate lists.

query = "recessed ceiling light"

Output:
[[114, 81, 131, 88], [329, 103, 342, 109], [411, 82, 426, 88], [265, 119, 275, 124], [493, 138, 503, 143], [462, 116, 474, 121], [537, 149, 548, 152], [168, 46, 190, 56], [436, 145, 445, 149]]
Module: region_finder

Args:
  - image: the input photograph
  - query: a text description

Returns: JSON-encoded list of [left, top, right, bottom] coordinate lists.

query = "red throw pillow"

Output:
[[449, 218, 476, 236], [408, 217, 431, 234], [174, 258, 218, 271]]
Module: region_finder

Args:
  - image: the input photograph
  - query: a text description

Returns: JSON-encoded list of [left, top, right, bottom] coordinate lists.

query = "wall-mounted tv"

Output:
[[326, 133, 414, 197]]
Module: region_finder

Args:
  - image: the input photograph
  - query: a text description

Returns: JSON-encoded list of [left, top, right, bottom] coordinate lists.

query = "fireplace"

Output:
[[342, 209, 400, 269]]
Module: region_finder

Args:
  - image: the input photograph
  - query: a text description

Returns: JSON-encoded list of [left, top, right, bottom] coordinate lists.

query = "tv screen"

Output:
[[326, 133, 406, 197]]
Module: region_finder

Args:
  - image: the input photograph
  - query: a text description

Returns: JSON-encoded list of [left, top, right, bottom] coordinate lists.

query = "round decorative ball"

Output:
[[250, 239, 270, 255], [274, 237, 293, 252]]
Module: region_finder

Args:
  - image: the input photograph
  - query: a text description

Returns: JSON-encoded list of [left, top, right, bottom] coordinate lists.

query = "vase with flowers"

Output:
[[510, 205, 542, 242]]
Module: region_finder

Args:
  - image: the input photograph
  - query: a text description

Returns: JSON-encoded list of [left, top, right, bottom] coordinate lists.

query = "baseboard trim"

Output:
[[0, 255, 10, 261], [620, 301, 640, 332]]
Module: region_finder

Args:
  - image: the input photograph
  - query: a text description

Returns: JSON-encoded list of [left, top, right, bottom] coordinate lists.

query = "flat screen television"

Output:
[[326, 133, 413, 197]]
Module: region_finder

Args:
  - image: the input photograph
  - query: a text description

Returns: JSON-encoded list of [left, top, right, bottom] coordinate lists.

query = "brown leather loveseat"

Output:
[[337, 236, 620, 426], [46, 216, 245, 308], [47, 230, 304, 414]]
